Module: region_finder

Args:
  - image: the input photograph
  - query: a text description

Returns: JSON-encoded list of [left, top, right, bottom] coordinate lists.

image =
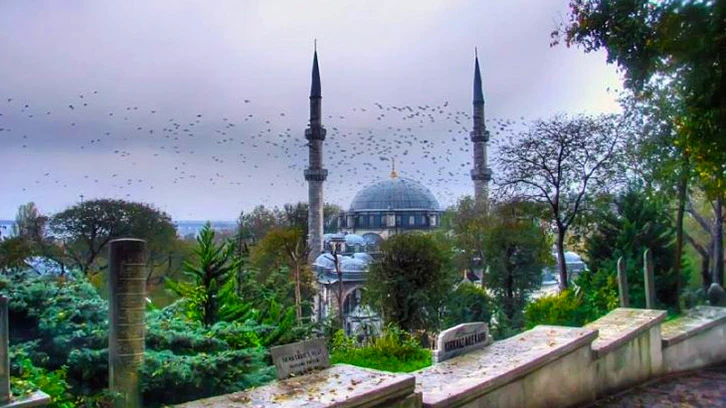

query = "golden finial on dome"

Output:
[[390, 157, 398, 179]]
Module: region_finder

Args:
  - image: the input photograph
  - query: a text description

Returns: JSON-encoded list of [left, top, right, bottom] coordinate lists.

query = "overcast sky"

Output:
[[0, 0, 623, 220]]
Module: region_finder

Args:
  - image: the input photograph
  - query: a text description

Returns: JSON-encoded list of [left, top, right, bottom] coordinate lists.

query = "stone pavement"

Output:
[[589, 365, 726, 407]]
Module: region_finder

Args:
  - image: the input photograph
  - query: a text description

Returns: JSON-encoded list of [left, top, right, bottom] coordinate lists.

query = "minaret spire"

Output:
[[473, 49, 484, 106], [305, 44, 327, 259], [469, 50, 492, 206], [390, 157, 398, 179]]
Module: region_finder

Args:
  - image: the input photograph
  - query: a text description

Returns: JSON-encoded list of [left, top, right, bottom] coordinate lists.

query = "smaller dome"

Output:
[[340, 257, 368, 272], [344, 234, 365, 246], [313, 253, 336, 269], [353, 252, 373, 263]]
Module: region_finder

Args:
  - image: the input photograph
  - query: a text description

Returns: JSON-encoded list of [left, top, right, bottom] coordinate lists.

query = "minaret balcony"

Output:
[[471, 167, 493, 182], [305, 126, 327, 141], [470, 130, 490, 143], [305, 168, 329, 181]]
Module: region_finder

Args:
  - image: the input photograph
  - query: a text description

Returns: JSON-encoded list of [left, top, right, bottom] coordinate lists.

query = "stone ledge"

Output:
[[661, 306, 726, 348], [174, 364, 415, 408], [415, 325, 598, 408], [586, 308, 666, 359], [1, 391, 51, 408]]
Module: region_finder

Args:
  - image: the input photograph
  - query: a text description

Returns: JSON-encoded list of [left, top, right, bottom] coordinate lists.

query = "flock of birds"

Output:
[[0, 91, 527, 218]]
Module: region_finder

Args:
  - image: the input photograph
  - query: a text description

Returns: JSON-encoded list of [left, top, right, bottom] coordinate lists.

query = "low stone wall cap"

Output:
[[586, 308, 666, 358], [661, 306, 726, 348]]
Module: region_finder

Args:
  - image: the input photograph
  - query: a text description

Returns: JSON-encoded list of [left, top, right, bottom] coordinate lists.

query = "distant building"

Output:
[[306, 51, 491, 336], [313, 169, 442, 333]]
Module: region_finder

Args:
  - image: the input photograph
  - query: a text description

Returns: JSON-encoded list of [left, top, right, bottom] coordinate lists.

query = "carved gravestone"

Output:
[[108, 239, 147, 408], [433, 322, 492, 364], [269, 338, 329, 379]]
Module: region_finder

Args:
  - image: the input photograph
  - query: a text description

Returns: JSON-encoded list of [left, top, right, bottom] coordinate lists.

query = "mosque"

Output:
[[303, 48, 491, 332]]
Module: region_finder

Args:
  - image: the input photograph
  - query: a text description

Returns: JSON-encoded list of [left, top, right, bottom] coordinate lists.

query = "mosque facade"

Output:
[[304, 49, 490, 334]]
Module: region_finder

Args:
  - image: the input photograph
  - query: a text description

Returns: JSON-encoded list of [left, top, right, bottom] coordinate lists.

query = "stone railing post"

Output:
[[616, 257, 629, 308], [644, 249, 656, 309], [0, 295, 10, 405], [108, 239, 147, 408]]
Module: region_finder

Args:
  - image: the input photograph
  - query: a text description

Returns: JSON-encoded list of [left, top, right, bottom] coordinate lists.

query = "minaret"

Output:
[[470, 49, 492, 205], [305, 45, 327, 258]]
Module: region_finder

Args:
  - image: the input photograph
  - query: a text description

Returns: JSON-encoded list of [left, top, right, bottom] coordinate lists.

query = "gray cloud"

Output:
[[0, 0, 622, 220]]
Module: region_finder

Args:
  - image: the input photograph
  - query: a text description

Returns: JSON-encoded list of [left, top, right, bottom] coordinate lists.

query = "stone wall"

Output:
[[175, 307, 726, 408]]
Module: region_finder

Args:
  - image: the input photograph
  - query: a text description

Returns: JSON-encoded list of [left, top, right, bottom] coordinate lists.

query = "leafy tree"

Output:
[[559, 0, 726, 288], [365, 233, 456, 334], [586, 187, 687, 310], [1, 270, 277, 407], [443, 282, 493, 329], [496, 114, 625, 289], [237, 205, 279, 244], [0, 237, 34, 272], [481, 201, 551, 328], [558, 0, 726, 194], [13, 202, 47, 247], [168, 223, 240, 327], [49, 199, 177, 275], [250, 227, 311, 322]]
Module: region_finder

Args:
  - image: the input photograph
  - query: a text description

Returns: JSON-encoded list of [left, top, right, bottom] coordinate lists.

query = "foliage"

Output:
[[524, 290, 586, 329], [365, 233, 456, 334], [495, 114, 625, 289], [443, 282, 493, 329], [525, 268, 619, 330], [0, 236, 34, 272], [0, 268, 300, 406], [49, 199, 177, 275], [481, 201, 552, 328], [10, 357, 75, 408], [558, 0, 726, 193], [586, 187, 689, 310], [141, 349, 273, 406], [13, 202, 48, 248], [329, 326, 431, 373], [167, 223, 241, 327], [250, 227, 313, 321]]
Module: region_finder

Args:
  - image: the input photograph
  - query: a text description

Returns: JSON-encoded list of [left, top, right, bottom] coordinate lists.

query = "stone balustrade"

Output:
[[175, 307, 726, 408]]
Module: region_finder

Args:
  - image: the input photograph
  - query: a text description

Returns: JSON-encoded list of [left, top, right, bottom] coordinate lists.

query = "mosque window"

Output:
[[369, 215, 374, 227], [408, 215, 415, 225]]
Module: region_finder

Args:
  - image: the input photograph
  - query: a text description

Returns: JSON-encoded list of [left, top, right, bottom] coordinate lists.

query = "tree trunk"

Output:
[[673, 165, 688, 312], [294, 264, 302, 322], [556, 229, 568, 291], [686, 233, 712, 292], [714, 196, 724, 286]]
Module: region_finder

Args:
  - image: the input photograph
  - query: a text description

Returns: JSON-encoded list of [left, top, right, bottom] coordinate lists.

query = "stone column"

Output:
[[0, 295, 10, 405], [644, 249, 656, 309], [616, 257, 629, 307], [108, 239, 147, 408]]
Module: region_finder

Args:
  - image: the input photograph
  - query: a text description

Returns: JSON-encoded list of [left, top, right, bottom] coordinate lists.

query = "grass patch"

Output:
[[329, 326, 432, 373], [331, 347, 431, 373]]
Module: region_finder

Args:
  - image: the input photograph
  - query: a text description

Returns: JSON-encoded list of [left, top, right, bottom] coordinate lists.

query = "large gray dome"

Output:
[[349, 178, 440, 211]]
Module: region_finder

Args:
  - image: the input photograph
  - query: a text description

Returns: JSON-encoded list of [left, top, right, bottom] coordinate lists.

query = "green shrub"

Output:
[[329, 326, 432, 373], [443, 282, 492, 328], [0, 271, 281, 407], [524, 270, 619, 329], [524, 290, 586, 329]]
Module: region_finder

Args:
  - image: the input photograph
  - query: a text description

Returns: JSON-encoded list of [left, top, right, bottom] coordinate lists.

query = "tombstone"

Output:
[[269, 338, 329, 379], [432, 322, 492, 364], [108, 239, 147, 408], [0, 296, 10, 405], [643, 249, 656, 309], [616, 257, 629, 307], [707, 283, 726, 307]]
